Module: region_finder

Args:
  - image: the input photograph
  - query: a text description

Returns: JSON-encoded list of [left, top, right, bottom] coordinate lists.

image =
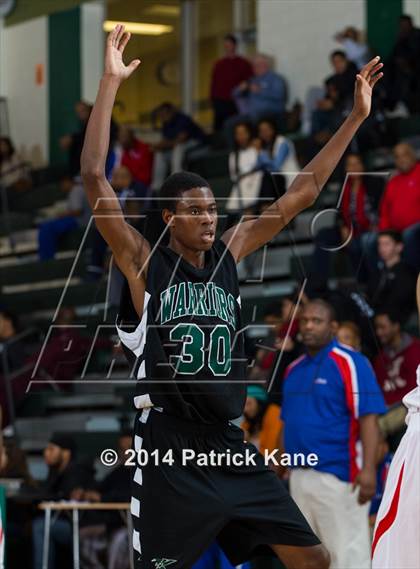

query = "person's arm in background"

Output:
[[352, 354, 387, 505], [222, 57, 384, 262], [272, 139, 290, 171], [354, 414, 380, 504]]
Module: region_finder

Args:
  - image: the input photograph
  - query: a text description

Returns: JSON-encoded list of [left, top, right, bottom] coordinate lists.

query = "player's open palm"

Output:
[[105, 24, 140, 83], [352, 56, 383, 120]]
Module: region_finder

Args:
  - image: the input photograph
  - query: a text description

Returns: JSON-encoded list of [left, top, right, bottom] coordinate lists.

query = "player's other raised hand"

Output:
[[105, 24, 141, 83], [352, 56, 384, 120]]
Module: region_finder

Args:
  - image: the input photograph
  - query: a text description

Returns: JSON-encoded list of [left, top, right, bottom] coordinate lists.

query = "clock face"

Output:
[[156, 59, 180, 87], [0, 0, 15, 17]]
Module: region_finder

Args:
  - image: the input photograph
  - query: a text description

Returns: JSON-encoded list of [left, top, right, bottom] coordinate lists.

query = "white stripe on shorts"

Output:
[[133, 468, 143, 486], [133, 529, 141, 554], [131, 496, 140, 517]]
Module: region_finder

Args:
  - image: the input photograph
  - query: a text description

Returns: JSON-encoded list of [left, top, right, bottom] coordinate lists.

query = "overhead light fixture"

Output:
[[143, 5, 180, 17], [103, 20, 173, 36]]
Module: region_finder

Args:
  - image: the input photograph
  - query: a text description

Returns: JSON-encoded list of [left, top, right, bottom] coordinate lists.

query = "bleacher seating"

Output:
[[2, 112, 420, 478]]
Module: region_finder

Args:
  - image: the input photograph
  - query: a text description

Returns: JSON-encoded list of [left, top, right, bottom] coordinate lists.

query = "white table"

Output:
[[38, 501, 133, 569]]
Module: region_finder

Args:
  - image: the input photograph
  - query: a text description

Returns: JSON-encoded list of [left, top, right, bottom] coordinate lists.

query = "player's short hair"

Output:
[[378, 230, 403, 244], [159, 171, 211, 213], [305, 298, 337, 322]]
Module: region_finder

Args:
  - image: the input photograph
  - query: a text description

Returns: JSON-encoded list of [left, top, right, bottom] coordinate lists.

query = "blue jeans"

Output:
[[192, 542, 251, 569], [32, 516, 72, 569], [38, 216, 79, 260]]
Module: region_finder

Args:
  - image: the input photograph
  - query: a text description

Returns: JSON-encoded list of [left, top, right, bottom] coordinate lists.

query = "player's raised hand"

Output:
[[352, 56, 383, 120], [104, 24, 140, 83]]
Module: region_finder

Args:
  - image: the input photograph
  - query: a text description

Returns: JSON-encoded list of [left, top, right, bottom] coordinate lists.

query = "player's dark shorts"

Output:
[[130, 408, 320, 569]]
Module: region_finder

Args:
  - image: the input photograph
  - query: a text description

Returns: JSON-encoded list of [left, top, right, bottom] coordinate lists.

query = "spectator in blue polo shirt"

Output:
[[281, 299, 386, 569], [151, 103, 206, 190]]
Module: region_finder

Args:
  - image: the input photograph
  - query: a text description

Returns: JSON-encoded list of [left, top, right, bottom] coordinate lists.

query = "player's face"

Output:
[[299, 304, 335, 351], [375, 315, 399, 346], [171, 187, 217, 250]]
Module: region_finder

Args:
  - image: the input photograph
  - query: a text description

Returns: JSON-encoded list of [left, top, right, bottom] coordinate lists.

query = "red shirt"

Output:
[[121, 139, 153, 186], [379, 162, 420, 231], [210, 55, 253, 101], [373, 336, 420, 406]]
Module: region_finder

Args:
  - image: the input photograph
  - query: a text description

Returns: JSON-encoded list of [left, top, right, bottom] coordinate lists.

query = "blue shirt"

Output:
[[248, 71, 287, 116], [257, 138, 290, 172], [281, 339, 386, 482]]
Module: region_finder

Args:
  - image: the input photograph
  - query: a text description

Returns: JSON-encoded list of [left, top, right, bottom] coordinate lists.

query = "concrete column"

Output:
[[181, 0, 195, 115], [80, 0, 105, 103]]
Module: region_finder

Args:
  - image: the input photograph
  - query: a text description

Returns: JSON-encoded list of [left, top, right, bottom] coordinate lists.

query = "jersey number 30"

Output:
[[169, 323, 231, 376]]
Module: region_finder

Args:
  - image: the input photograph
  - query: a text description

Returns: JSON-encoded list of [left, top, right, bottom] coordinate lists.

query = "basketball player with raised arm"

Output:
[[372, 274, 420, 569], [81, 25, 383, 569]]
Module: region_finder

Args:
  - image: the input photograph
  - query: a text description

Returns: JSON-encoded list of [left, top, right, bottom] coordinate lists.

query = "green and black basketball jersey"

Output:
[[116, 239, 248, 423]]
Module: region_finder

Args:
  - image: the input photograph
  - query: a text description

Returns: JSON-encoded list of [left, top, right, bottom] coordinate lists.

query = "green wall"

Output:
[[5, 0, 88, 26], [48, 7, 81, 166], [367, 0, 403, 59]]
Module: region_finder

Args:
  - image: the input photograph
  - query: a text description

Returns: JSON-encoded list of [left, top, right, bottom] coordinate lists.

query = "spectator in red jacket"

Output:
[[116, 126, 153, 190], [379, 143, 420, 270], [373, 309, 420, 406], [210, 34, 253, 131]]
